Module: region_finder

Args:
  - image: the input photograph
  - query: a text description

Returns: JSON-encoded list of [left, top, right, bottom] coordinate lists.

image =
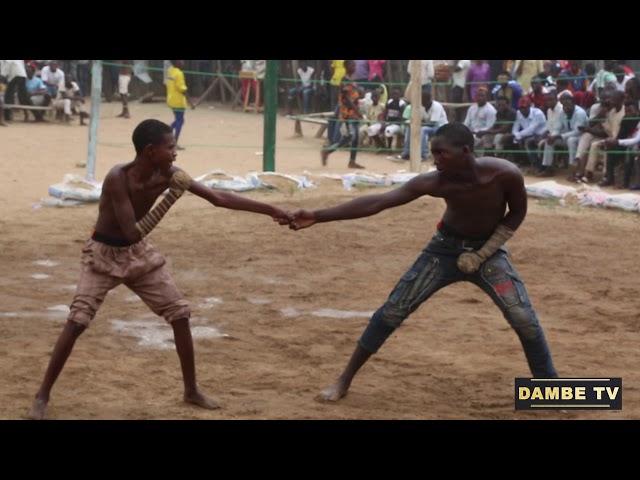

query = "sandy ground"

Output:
[[1, 101, 639, 420]]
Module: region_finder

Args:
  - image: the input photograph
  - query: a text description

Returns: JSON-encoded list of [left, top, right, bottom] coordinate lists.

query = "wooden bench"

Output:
[[287, 111, 335, 138], [4, 103, 55, 121]]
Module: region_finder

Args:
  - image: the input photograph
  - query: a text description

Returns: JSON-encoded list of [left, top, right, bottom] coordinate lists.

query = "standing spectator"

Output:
[[117, 60, 132, 119], [451, 60, 470, 103], [536, 90, 566, 175], [492, 71, 523, 110], [321, 61, 365, 169], [240, 60, 257, 107], [512, 96, 547, 167], [479, 96, 517, 156], [398, 90, 448, 161], [466, 60, 491, 105], [0, 74, 7, 126], [406, 60, 434, 95], [625, 77, 640, 106], [41, 61, 65, 98], [574, 89, 625, 183], [1, 60, 29, 121], [562, 60, 589, 93], [76, 60, 90, 97], [613, 65, 634, 92], [25, 64, 51, 122], [600, 100, 640, 188], [166, 60, 190, 150], [353, 60, 369, 84], [368, 60, 386, 84], [102, 60, 120, 102], [329, 60, 346, 108], [432, 60, 452, 102], [287, 61, 315, 115], [513, 60, 544, 92], [463, 87, 496, 153], [382, 88, 408, 150]]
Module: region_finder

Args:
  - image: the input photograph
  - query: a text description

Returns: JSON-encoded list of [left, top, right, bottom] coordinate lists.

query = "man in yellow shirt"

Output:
[[166, 60, 190, 150], [329, 60, 346, 108]]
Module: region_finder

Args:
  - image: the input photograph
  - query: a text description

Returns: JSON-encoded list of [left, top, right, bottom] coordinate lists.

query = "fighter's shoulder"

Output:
[[103, 164, 130, 190], [478, 157, 523, 181]]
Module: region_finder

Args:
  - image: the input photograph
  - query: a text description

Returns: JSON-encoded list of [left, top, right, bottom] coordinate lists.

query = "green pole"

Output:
[[262, 60, 278, 172]]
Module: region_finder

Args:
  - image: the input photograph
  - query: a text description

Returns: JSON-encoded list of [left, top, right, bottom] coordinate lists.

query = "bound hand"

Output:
[[457, 252, 484, 273], [289, 209, 317, 230]]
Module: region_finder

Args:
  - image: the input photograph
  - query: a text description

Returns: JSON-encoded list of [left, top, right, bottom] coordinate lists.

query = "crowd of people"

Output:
[[310, 59, 640, 190]]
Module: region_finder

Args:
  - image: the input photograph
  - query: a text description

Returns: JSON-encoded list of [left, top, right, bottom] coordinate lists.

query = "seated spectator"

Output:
[[382, 88, 408, 149], [613, 64, 634, 92], [41, 61, 65, 98], [545, 94, 589, 178], [463, 87, 496, 154], [528, 76, 548, 110], [358, 90, 386, 150], [398, 90, 448, 161], [25, 64, 51, 122], [600, 100, 640, 188], [536, 90, 568, 176], [287, 61, 315, 115], [467, 60, 491, 105], [589, 60, 617, 99], [53, 76, 88, 125], [491, 71, 523, 110], [573, 89, 625, 183], [480, 96, 517, 156], [542, 61, 562, 89], [512, 96, 546, 167]]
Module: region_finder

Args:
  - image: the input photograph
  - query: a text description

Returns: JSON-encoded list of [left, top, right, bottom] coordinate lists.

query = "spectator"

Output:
[[41, 61, 65, 98], [76, 60, 90, 97], [466, 60, 491, 105], [589, 60, 618, 99], [528, 76, 548, 110], [117, 60, 132, 119], [562, 60, 589, 93], [0, 75, 7, 126], [536, 90, 567, 175], [368, 60, 386, 83], [492, 71, 523, 110], [542, 62, 562, 89], [625, 77, 640, 106], [240, 60, 258, 107], [1, 60, 29, 121], [513, 60, 544, 92], [25, 64, 51, 122], [53, 76, 88, 125], [406, 60, 434, 96], [600, 100, 640, 188], [574, 89, 626, 183], [359, 90, 386, 150], [617, 60, 635, 77], [463, 87, 496, 154], [548, 93, 590, 178], [329, 60, 346, 108], [398, 90, 448, 161], [166, 60, 190, 150], [613, 64, 634, 92], [382, 88, 408, 150], [321, 60, 365, 169], [481, 96, 517, 156], [512, 96, 547, 167], [287, 61, 315, 115], [451, 60, 470, 103], [353, 60, 369, 85], [432, 60, 452, 102]]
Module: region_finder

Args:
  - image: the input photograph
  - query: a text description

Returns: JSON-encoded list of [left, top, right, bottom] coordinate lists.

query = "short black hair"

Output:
[[132, 119, 173, 154], [434, 122, 475, 151]]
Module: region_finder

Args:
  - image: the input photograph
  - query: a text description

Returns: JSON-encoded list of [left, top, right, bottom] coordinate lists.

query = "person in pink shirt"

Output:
[[368, 60, 386, 83]]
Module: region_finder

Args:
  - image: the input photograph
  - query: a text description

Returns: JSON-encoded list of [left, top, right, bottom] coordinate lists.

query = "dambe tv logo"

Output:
[[515, 378, 622, 410]]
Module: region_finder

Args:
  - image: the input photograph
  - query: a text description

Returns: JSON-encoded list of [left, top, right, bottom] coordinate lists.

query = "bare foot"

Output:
[[348, 162, 365, 169], [184, 390, 220, 410], [28, 397, 48, 420], [315, 379, 350, 403]]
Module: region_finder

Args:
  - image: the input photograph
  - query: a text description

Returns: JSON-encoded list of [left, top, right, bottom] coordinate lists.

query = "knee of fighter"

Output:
[[66, 318, 87, 336], [162, 302, 191, 324], [378, 303, 409, 329], [507, 306, 541, 340]]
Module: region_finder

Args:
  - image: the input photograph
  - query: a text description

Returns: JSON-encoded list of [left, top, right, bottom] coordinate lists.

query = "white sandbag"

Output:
[[252, 172, 314, 190], [195, 170, 257, 192], [341, 172, 390, 191], [48, 174, 102, 202], [602, 193, 640, 212], [577, 189, 611, 208], [525, 181, 577, 199]]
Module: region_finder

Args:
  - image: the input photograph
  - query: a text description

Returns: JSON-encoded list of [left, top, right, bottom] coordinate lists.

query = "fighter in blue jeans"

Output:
[[288, 122, 558, 402]]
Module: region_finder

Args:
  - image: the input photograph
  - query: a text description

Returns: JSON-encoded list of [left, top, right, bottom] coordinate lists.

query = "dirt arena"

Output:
[[1, 101, 638, 419]]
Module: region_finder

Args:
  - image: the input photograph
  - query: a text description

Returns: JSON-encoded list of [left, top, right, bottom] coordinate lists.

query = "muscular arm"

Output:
[[312, 173, 437, 224], [104, 170, 142, 244], [500, 166, 527, 232], [188, 179, 287, 219]]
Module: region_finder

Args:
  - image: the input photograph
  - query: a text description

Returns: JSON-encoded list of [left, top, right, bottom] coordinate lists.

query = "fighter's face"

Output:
[[147, 133, 177, 174], [430, 136, 467, 173]]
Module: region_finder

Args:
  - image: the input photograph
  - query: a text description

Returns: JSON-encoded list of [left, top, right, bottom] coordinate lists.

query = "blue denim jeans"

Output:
[[288, 85, 314, 113], [401, 125, 439, 159], [325, 119, 359, 161], [359, 227, 558, 378]]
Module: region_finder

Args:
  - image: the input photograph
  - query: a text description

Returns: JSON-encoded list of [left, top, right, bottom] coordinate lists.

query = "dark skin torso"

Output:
[[94, 163, 177, 240]]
